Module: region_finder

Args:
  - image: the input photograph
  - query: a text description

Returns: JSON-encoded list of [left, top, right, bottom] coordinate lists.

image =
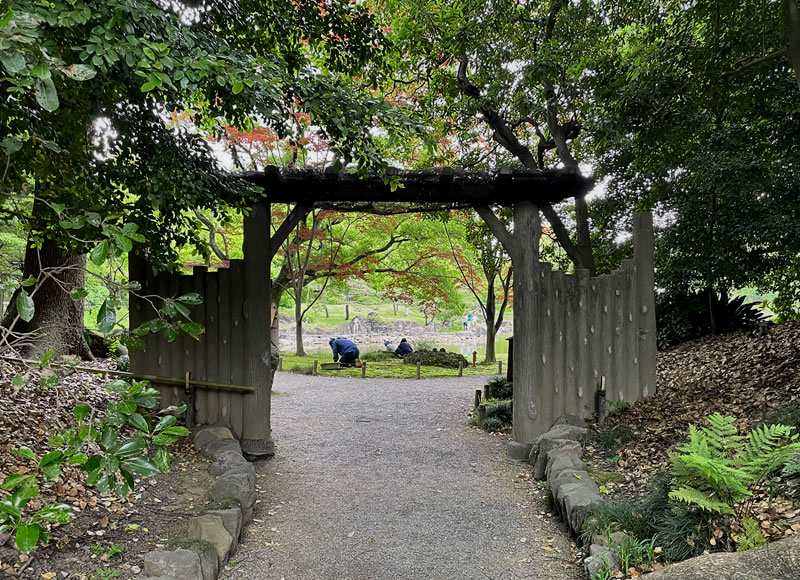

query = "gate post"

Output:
[[241, 200, 274, 456]]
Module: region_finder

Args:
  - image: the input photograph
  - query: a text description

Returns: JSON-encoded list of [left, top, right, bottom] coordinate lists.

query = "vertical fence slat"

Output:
[[612, 270, 625, 404], [634, 212, 657, 399], [229, 260, 245, 439], [601, 275, 614, 402], [589, 275, 603, 413], [575, 269, 592, 418], [216, 268, 232, 429], [241, 201, 273, 456], [552, 270, 566, 422], [538, 264, 553, 426], [563, 273, 579, 417], [622, 260, 638, 402], [193, 267, 212, 425], [205, 270, 220, 425], [155, 272, 174, 409], [179, 274, 194, 422], [128, 254, 147, 373]]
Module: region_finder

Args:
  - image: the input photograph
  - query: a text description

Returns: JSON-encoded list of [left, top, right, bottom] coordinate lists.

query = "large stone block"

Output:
[[218, 462, 256, 488], [187, 514, 233, 565], [166, 540, 218, 580], [210, 472, 256, 523], [530, 424, 589, 478], [549, 469, 591, 499], [208, 450, 248, 476], [644, 534, 800, 579], [194, 425, 234, 450], [562, 482, 602, 534], [551, 414, 587, 429], [544, 442, 583, 481], [507, 441, 533, 461], [202, 506, 243, 555], [205, 438, 243, 461], [584, 546, 620, 578], [144, 549, 202, 580]]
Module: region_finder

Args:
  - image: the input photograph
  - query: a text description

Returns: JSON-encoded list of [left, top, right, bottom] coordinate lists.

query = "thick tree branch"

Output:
[[457, 58, 539, 170], [271, 203, 313, 260], [193, 209, 228, 261], [474, 205, 516, 258], [722, 46, 789, 78], [540, 204, 583, 265]]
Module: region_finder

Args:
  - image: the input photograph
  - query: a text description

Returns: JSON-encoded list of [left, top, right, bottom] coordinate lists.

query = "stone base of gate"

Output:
[[241, 437, 275, 458], [507, 441, 533, 461]]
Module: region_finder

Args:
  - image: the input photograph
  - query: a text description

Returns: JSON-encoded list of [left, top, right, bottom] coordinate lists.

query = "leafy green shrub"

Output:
[[583, 472, 722, 563], [403, 350, 468, 369], [485, 375, 512, 399], [656, 290, 768, 349], [483, 417, 504, 432], [736, 517, 767, 551], [0, 376, 186, 554], [486, 399, 512, 424], [669, 414, 800, 515]]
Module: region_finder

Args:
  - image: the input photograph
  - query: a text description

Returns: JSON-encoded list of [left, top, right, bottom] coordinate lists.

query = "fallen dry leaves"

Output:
[[594, 321, 800, 540]]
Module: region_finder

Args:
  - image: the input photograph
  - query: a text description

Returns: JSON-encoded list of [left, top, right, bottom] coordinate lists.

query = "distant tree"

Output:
[[444, 211, 512, 362]]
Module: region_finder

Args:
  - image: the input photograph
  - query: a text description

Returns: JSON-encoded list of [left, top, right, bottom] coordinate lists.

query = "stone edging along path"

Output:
[[525, 416, 620, 579], [141, 426, 256, 580]]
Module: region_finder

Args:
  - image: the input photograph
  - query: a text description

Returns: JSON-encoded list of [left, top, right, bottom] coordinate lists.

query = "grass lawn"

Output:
[[301, 302, 428, 329], [278, 351, 508, 379]]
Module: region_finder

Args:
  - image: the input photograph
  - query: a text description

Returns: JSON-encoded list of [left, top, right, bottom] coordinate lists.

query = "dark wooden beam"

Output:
[[237, 166, 592, 206]]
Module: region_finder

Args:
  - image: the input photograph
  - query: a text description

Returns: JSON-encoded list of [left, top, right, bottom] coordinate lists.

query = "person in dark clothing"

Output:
[[329, 337, 360, 366], [395, 338, 413, 357]]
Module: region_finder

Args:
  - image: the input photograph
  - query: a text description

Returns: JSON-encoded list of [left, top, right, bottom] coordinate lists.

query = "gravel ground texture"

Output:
[[221, 373, 580, 580]]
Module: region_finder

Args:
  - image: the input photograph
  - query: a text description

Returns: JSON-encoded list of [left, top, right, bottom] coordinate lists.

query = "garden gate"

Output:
[[127, 168, 656, 457]]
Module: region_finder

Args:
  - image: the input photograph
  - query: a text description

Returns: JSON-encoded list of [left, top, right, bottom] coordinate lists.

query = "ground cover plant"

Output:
[[582, 413, 800, 576], [0, 355, 188, 575]]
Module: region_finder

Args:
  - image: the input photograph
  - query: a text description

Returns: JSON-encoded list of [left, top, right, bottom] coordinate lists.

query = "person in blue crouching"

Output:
[[395, 338, 413, 357], [330, 337, 360, 367]]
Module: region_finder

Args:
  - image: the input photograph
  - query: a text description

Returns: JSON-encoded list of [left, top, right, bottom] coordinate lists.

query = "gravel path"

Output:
[[221, 373, 580, 580]]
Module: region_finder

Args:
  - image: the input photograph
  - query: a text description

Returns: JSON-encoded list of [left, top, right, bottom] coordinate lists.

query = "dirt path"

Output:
[[221, 373, 580, 580]]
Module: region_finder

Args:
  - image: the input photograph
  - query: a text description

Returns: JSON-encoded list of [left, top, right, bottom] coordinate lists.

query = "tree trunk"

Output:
[[484, 284, 497, 363], [1, 238, 93, 360], [324, 303, 329, 318], [345, 303, 349, 320], [294, 288, 306, 356], [393, 302, 398, 315]]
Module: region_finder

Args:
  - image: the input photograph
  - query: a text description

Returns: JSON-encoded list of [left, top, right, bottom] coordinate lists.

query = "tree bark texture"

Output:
[[509, 201, 545, 444], [645, 534, 800, 579], [484, 281, 497, 364], [1, 237, 93, 360]]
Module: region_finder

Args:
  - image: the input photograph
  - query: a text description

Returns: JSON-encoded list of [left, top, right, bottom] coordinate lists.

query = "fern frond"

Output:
[[782, 452, 800, 477], [741, 424, 796, 466], [701, 414, 744, 456], [675, 453, 752, 504], [669, 485, 735, 514]]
